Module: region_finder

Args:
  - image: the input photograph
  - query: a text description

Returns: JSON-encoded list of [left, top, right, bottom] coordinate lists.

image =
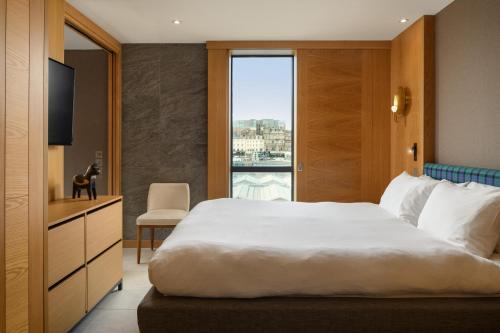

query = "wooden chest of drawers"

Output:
[[48, 196, 123, 333]]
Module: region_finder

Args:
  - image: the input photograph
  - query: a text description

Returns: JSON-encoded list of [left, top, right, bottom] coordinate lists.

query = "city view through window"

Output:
[[231, 56, 294, 201]]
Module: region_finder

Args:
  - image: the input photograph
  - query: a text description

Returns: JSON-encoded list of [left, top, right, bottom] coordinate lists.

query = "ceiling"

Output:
[[64, 25, 102, 50], [67, 0, 453, 44]]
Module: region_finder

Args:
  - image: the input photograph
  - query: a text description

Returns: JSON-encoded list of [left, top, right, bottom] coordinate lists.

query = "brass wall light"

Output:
[[391, 87, 409, 121]]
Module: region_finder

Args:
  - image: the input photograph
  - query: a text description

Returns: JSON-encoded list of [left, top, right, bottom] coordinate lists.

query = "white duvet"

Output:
[[149, 199, 500, 298]]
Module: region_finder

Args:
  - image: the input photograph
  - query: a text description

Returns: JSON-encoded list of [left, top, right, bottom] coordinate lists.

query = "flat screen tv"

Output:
[[48, 58, 75, 145]]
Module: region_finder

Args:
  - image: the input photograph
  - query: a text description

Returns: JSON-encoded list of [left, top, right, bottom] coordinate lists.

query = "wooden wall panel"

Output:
[[297, 50, 363, 202], [47, 147, 64, 200], [1, 0, 46, 331], [28, 0, 46, 330], [5, 198, 29, 332], [297, 49, 390, 203], [207, 49, 229, 199], [47, 0, 64, 201], [0, 0, 6, 331], [5, 0, 30, 199], [48, 0, 63, 61], [207, 44, 390, 202], [361, 50, 391, 202], [390, 16, 435, 177], [5, 0, 30, 331]]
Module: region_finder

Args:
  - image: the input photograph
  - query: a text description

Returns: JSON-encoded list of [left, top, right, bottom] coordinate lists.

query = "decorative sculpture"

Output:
[[72, 163, 100, 200]]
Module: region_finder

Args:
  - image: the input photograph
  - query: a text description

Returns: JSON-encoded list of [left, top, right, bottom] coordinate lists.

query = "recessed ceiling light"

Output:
[[399, 18, 409, 23], [172, 19, 182, 25]]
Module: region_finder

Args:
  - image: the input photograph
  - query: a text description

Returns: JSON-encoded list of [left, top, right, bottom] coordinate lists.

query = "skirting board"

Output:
[[122, 240, 164, 248]]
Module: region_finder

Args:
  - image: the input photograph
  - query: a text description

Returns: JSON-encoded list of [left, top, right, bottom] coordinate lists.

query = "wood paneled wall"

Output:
[[207, 49, 230, 199], [47, 0, 65, 201], [0, 0, 6, 330], [207, 42, 391, 202], [390, 16, 435, 177], [1, 0, 46, 332], [297, 49, 391, 202]]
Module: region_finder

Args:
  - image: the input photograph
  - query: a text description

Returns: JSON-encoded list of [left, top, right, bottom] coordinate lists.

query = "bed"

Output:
[[137, 163, 500, 332]]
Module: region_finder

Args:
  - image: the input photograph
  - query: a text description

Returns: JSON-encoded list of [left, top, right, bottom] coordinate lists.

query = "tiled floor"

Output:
[[72, 248, 154, 333]]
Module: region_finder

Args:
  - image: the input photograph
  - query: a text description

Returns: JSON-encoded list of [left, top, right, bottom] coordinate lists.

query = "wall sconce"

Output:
[[391, 87, 409, 121]]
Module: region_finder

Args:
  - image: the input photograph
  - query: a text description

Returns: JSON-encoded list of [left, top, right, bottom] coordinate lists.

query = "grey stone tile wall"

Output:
[[122, 44, 207, 240]]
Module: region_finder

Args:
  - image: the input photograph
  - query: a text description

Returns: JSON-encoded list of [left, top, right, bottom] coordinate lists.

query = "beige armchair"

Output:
[[136, 183, 190, 263]]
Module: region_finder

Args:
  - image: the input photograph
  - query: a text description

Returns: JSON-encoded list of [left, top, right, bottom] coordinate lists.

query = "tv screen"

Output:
[[48, 58, 75, 145]]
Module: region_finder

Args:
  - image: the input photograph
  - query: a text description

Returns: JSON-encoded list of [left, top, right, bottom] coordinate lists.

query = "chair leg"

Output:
[[150, 227, 155, 250], [136, 225, 142, 264]]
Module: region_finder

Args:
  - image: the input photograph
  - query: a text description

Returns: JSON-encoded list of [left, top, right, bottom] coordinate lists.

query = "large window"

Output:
[[231, 56, 294, 201]]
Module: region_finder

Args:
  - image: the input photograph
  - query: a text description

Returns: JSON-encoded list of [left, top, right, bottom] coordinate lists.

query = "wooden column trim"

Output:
[[107, 53, 113, 194], [47, 0, 64, 202], [207, 49, 230, 199], [0, 0, 6, 331], [29, 0, 47, 331]]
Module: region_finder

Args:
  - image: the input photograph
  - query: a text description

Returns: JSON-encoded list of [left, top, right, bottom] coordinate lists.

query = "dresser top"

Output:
[[48, 195, 122, 227]]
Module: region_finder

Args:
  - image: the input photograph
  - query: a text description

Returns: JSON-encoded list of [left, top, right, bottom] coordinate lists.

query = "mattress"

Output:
[[149, 198, 500, 298]]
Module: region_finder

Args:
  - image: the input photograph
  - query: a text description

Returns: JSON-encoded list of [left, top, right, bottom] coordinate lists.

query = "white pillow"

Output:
[[417, 182, 500, 258], [467, 182, 500, 252], [420, 174, 470, 187], [380, 172, 440, 226], [467, 181, 500, 193]]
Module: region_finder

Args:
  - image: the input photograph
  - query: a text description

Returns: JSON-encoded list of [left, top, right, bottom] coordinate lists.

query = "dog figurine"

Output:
[[72, 163, 101, 200]]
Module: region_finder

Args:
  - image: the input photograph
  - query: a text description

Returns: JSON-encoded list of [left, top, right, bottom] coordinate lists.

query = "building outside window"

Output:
[[231, 56, 294, 201]]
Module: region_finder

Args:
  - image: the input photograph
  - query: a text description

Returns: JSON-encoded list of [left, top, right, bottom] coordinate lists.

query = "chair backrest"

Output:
[[147, 183, 190, 212]]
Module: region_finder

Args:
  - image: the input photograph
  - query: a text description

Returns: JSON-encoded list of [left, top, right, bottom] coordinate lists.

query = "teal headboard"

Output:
[[424, 163, 500, 187]]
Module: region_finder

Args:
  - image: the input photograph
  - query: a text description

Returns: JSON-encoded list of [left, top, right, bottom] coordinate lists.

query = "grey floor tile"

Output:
[[97, 287, 151, 310], [72, 247, 153, 331], [71, 309, 139, 333]]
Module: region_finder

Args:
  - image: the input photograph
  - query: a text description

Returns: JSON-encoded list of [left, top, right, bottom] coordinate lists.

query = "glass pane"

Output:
[[232, 172, 292, 201], [231, 57, 293, 167]]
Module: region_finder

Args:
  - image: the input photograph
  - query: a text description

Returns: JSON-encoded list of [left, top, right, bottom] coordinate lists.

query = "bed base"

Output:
[[137, 287, 500, 333]]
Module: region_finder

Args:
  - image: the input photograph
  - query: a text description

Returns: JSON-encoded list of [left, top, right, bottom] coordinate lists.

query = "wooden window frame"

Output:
[[229, 55, 296, 200]]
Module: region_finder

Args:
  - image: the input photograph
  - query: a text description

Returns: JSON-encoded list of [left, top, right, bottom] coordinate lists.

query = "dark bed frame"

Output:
[[137, 164, 500, 332], [138, 287, 500, 333]]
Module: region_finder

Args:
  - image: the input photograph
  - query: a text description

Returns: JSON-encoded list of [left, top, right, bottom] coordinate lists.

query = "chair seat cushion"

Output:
[[136, 209, 188, 226]]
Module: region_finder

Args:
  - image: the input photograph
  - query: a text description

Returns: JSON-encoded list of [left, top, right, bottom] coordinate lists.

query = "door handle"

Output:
[[297, 162, 304, 172]]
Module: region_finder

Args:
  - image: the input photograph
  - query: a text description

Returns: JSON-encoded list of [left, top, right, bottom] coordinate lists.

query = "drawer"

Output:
[[86, 200, 122, 261], [48, 268, 86, 333], [87, 241, 123, 310], [48, 216, 85, 287]]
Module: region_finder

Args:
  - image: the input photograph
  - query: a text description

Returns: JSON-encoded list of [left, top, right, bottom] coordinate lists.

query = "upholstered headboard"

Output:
[[424, 163, 500, 187]]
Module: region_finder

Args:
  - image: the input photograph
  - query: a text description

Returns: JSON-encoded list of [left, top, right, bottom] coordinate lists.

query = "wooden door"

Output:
[[296, 49, 390, 203]]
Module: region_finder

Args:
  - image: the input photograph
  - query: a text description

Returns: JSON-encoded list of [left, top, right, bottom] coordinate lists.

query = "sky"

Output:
[[232, 57, 293, 130]]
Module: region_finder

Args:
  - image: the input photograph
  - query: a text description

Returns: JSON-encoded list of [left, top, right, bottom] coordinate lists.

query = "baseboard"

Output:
[[122, 239, 164, 248]]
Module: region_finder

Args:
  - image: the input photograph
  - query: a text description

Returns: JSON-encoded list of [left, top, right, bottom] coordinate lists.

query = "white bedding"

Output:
[[149, 199, 500, 298]]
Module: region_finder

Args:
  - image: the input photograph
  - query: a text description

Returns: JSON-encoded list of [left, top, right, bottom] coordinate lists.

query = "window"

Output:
[[231, 56, 294, 201]]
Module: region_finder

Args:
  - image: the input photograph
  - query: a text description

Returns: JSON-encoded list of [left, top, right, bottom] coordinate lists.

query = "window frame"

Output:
[[229, 55, 295, 200]]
